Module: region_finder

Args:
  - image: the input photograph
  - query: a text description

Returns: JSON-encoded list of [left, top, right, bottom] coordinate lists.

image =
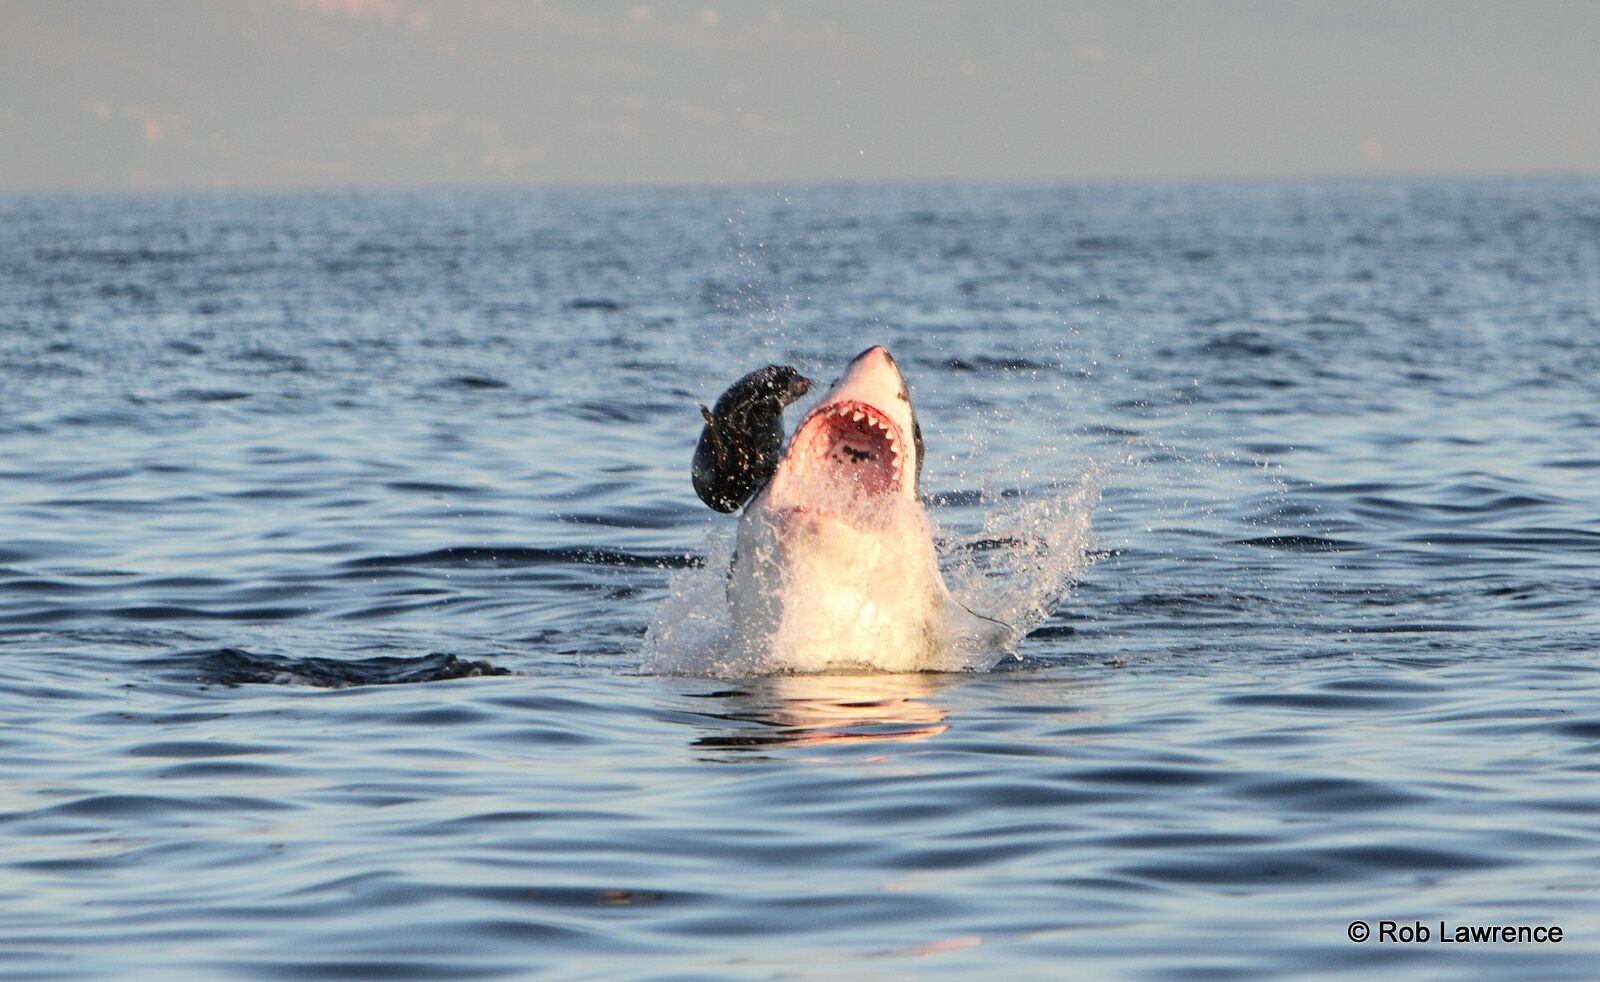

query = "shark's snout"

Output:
[[851, 344, 895, 369]]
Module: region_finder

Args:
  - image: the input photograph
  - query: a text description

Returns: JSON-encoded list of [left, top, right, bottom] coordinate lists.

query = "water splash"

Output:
[[940, 462, 1103, 651], [641, 467, 1101, 677]]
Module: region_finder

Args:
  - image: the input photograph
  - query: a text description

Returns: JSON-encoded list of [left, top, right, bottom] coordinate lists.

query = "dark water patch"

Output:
[[1234, 775, 1430, 812], [567, 298, 625, 311], [383, 481, 484, 496], [107, 604, 309, 622], [938, 355, 1052, 372], [1021, 626, 1077, 642], [26, 792, 297, 820], [213, 957, 519, 981], [1220, 690, 1430, 713], [35, 247, 198, 265], [237, 348, 310, 373], [926, 487, 1029, 508], [445, 375, 510, 390], [1214, 374, 1297, 391], [0, 577, 100, 595], [1234, 535, 1361, 552], [219, 487, 310, 501], [173, 388, 253, 403], [1095, 831, 1271, 850], [1121, 843, 1499, 888], [1552, 719, 1600, 742], [1081, 423, 1142, 437], [341, 545, 699, 570], [157, 647, 516, 687], [1200, 330, 1278, 357], [386, 705, 498, 727], [1123, 591, 1273, 613], [1242, 442, 1303, 455], [1073, 234, 1132, 252], [556, 400, 654, 424], [1071, 765, 1216, 789], [1400, 529, 1600, 552], [126, 739, 284, 758]]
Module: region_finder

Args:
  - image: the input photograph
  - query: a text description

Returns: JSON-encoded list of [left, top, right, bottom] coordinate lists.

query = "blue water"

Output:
[[2, 178, 1598, 978]]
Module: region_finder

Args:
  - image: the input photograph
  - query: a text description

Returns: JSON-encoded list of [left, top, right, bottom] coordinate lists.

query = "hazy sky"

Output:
[[2, 0, 1597, 191]]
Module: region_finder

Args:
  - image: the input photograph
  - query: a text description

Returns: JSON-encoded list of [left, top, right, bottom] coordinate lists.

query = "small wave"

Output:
[[1234, 535, 1360, 552], [383, 481, 484, 496], [34, 247, 197, 264], [342, 545, 700, 570], [938, 355, 1053, 373], [445, 374, 510, 390], [165, 647, 515, 687], [1201, 330, 1278, 357], [172, 388, 253, 403]]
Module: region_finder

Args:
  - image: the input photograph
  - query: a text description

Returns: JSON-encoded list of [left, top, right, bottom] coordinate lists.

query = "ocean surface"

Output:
[[1, 178, 1598, 979]]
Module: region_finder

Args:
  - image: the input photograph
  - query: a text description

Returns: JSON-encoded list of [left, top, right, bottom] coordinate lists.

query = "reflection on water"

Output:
[[689, 673, 956, 752]]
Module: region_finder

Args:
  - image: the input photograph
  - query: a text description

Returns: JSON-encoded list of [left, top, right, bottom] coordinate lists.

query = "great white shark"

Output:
[[698, 345, 1011, 672]]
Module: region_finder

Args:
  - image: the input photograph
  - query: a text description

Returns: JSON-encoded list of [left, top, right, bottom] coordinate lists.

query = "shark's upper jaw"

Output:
[[764, 346, 920, 506], [783, 398, 907, 497]]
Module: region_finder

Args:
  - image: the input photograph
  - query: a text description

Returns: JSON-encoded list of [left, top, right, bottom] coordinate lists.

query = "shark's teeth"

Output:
[[802, 401, 910, 487]]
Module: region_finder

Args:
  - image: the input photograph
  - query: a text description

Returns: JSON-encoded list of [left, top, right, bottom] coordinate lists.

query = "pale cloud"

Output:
[[1075, 44, 1107, 65], [765, 8, 782, 26], [366, 110, 524, 171], [700, 8, 719, 27], [90, 101, 185, 146], [481, 148, 541, 175], [291, 0, 427, 31], [630, 4, 652, 23], [366, 108, 450, 147]]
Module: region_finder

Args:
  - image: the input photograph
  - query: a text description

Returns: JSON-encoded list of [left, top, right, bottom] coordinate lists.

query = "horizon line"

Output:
[[3, 167, 1598, 200]]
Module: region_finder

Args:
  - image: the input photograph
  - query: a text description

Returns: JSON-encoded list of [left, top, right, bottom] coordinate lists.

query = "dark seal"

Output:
[[692, 365, 811, 512]]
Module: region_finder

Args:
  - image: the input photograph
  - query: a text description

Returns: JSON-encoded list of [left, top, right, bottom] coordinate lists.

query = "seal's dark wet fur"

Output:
[[692, 365, 811, 512]]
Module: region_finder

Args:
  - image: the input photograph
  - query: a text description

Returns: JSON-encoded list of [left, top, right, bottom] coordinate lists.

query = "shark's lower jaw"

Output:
[[777, 399, 905, 499]]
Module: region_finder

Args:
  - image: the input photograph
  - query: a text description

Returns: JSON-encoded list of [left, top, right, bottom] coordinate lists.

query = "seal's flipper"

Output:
[[698, 404, 727, 470], [692, 365, 810, 513]]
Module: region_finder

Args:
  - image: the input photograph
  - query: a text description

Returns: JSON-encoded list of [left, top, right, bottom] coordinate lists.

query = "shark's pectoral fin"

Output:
[[938, 595, 1014, 654]]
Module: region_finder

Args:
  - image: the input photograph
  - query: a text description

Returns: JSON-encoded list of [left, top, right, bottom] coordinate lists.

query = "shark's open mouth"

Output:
[[788, 400, 904, 496]]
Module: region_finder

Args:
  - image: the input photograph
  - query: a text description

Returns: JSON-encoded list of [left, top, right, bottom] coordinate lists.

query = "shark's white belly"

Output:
[[727, 495, 988, 672]]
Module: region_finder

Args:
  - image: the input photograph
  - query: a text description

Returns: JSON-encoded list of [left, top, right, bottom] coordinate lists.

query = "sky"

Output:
[[2, 0, 1597, 192]]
